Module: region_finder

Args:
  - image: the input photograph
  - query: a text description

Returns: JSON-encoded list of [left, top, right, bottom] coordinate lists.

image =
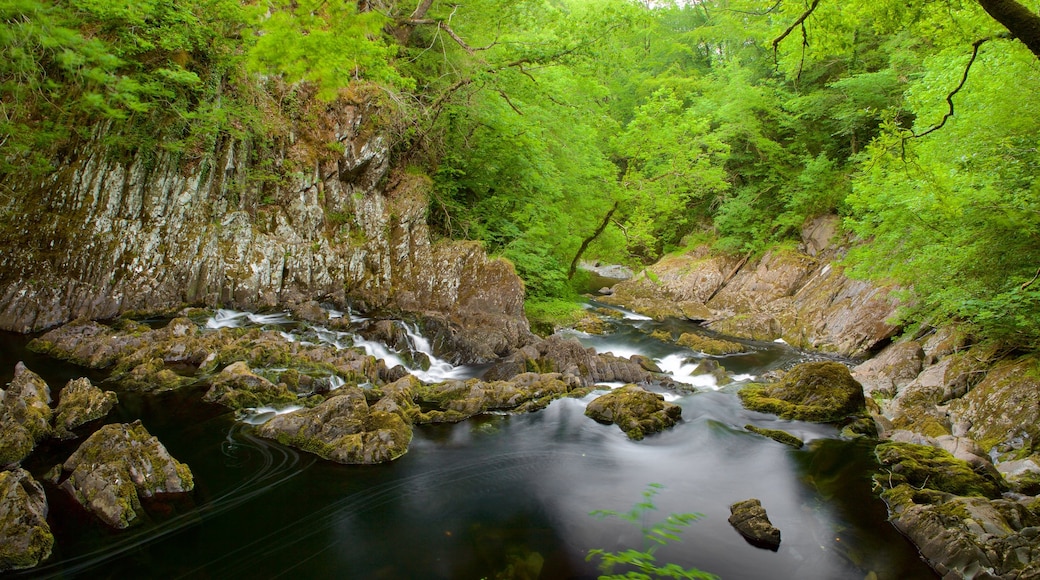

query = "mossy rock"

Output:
[[744, 424, 803, 448], [875, 441, 1006, 499], [585, 385, 682, 440], [738, 362, 865, 423], [0, 363, 53, 464], [203, 361, 297, 410], [52, 377, 118, 440], [0, 469, 53, 572], [677, 332, 745, 355]]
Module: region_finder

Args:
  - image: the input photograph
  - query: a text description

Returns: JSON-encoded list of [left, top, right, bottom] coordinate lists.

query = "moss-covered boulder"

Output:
[[738, 361, 866, 423], [0, 363, 53, 466], [52, 377, 118, 440], [744, 424, 803, 448], [875, 442, 1006, 499], [692, 359, 732, 386], [203, 361, 298, 410], [416, 373, 582, 423], [27, 319, 147, 368], [483, 335, 650, 387], [256, 386, 412, 464], [676, 332, 746, 355], [60, 421, 194, 529], [584, 385, 682, 440], [728, 498, 781, 551], [0, 468, 53, 572]]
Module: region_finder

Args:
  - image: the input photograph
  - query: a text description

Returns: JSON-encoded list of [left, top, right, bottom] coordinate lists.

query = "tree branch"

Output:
[[975, 0, 1040, 60], [569, 201, 620, 279], [912, 36, 996, 139], [772, 0, 821, 62]]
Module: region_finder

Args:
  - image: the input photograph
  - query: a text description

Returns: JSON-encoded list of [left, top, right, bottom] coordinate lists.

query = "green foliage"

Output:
[[587, 483, 716, 580]]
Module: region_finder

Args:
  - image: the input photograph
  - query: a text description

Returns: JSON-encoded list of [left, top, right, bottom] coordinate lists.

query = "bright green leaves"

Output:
[[248, 0, 410, 99]]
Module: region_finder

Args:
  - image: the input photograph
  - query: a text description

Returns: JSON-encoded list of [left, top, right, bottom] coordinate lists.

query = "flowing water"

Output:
[[3, 303, 937, 580]]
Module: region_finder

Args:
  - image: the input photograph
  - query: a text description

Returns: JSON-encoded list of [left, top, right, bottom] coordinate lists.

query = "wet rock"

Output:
[[484, 334, 650, 387], [290, 300, 328, 324], [996, 458, 1040, 495], [728, 498, 781, 551], [875, 442, 1005, 499], [0, 468, 53, 572], [744, 425, 803, 448], [691, 359, 731, 386], [256, 386, 412, 464], [852, 340, 924, 398], [203, 361, 298, 410], [60, 421, 194, 529], [27, 319, 146, 368], [52, 377, 118, 440], [676, 332, 745, 355], [738, 362, 866, 423], [416, 373, 584, 423], [585, 385, 682, 440], [0, 363, 52, 466]]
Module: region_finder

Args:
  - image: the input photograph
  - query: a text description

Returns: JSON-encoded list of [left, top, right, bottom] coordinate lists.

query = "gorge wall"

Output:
[[0, 97, 530, 363]]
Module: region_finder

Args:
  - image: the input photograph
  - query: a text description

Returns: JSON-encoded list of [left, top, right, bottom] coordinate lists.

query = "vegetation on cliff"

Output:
[[2, 0, 1040, 348]]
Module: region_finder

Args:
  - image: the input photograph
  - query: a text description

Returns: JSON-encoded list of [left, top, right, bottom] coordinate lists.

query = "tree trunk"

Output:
[[568, 201, 620, 280], [975, 0, 1040, 59]]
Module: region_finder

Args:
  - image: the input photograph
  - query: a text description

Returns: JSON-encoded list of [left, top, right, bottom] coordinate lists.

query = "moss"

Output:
[[745, 424, 804, 448], [676, 332, 745, 355], [875, 442, 1006, 499], [650, 330, 673, 342], [738, 362, 866, 423]]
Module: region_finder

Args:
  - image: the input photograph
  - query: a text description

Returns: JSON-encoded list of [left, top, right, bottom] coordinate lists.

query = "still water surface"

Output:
[[4, 303, 936, 579]]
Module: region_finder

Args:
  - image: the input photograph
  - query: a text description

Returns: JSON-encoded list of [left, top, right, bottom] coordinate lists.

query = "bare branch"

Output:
[[496, 89, 523, 115], [912, 36, 997, 139], [772, 0, 821, 61]]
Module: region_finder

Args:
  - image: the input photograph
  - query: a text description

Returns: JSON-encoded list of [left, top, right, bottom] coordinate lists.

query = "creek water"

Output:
[[3, 302, 937, 580]]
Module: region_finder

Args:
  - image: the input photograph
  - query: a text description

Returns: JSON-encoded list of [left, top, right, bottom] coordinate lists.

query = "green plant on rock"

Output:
[[587, 483, 717, 580]]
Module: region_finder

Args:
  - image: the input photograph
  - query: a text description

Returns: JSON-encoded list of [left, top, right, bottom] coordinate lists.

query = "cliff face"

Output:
[[0, 98, 530, 362], [603, 215, 899, 359]]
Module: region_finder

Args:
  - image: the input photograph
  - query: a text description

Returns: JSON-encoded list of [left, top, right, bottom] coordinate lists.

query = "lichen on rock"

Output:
[[0, 363, 53, 466], [60, 421, 194, 529], [738, 361, 866, 423], [584, 385, 682, 440], [53, 377, 118, 440], [0, 468, 53, 572]]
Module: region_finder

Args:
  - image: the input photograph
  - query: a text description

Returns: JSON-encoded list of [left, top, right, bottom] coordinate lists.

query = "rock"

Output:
[[203, 361, 298, 410], [52, 377, 118, 439], [801, 214, 839, 257], [584, 385, 682, 440], [676, 332, 745, 355], [0, 468, 53, 571], [852, 340, 924, 398], [738, 362, 866, 423], [692, 359, 731, 386], [60, 421, 194, 529], [728, 498, 781, 551], [0, 363, 53, 466], [27, 319, 146, 368], [875, 442, 1005, 499], [256, 386, 412, 464], [996, 458, 1040, 495], [948, 356, 1040, 463], [744, 424, 803, 448], [416, 373, 583, 423], [483, 334, 650, 387]]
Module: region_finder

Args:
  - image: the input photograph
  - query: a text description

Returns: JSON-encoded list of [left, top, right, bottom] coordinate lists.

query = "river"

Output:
[[3, 301, 936, 579]]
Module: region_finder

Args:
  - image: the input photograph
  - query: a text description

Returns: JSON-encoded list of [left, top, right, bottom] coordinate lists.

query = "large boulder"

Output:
[[256, 386, 412, 464], [585, 385, 682, 440], [728, 498, 781, 551], [60, 421, 194, 529], [53, 377, 118, 440], [738, 362, 866, 423], [948, 357, 1040, 462], [415, 373, 584, 423], [852, 340, 925, 398], [0, 468, 53, 571], [0, 363, 53, 466]]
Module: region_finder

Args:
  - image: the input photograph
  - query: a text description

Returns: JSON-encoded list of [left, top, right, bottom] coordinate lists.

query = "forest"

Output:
[[3, 0, 1040, 349]]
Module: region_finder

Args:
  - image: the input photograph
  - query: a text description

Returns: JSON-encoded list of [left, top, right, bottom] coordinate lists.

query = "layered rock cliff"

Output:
[[0, 96, 530, 362]]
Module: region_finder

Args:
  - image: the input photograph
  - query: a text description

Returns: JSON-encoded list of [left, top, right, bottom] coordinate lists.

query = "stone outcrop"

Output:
[[415, 372, 586, 423], [256, 385, 412, 465], [738, 362, 867, 423], [0, 468, 53, 571], [0, 363, 53, 466], [60, 421, 194, 529], [484, 334, 651, 387], [203, 361, 297, 410], [602, 215, 899, 358], [53, 377, 118, 440], [584, 385, 682, 440], [728, 498, 781, 551], [0, 96, 531, 364]]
